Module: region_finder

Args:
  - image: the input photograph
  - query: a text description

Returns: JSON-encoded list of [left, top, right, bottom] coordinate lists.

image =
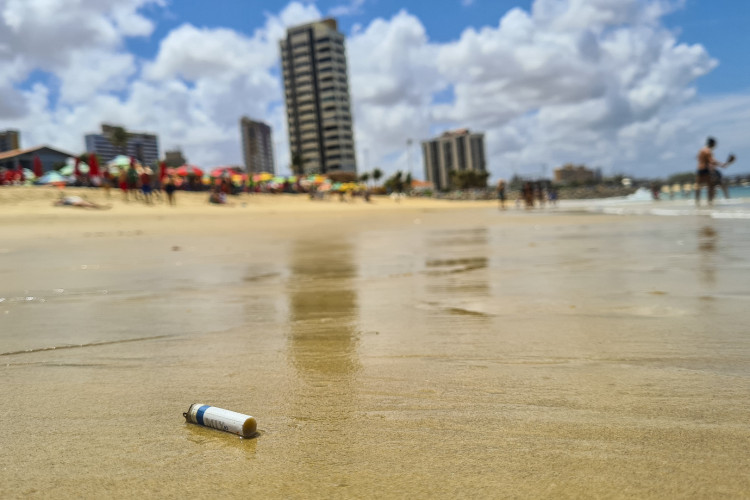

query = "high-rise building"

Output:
[[421, 129, 487, 191], [0, 129, 20, 152], [280, 18, 357, 174], [240, 117, 274, 174], [85, 124, 159, 165]]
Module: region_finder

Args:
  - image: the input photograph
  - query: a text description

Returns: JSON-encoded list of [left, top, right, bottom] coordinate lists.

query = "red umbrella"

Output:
[[175, 165, 203, 177], [73, 157, 81, 177], [159, 161, 167, 181], [33, 155, 43, 178], [17, 162, 24, 182], [209, 166, 239, 178], [89, 154, 100, 177]]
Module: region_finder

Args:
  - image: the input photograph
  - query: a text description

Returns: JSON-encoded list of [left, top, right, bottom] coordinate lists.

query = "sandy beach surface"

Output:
[[2, 186, 749, 498]]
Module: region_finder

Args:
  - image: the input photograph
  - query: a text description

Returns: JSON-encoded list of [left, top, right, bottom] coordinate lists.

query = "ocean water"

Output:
[[559, 186, 750, 218]]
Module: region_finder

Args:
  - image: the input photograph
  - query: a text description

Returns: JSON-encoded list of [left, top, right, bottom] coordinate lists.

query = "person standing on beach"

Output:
[[496, 179, 506, 210], [164, 175, 177, 205], [696, 137, 718, 205], [696, 137, 735, 206]]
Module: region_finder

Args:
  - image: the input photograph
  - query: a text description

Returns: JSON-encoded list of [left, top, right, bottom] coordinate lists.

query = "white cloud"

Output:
[[330, 0, 366, 17]]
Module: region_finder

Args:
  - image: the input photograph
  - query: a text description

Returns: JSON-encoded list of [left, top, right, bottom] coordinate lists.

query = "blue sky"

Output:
[[130, 0, 748, 95], [1, 0, 748, 179]]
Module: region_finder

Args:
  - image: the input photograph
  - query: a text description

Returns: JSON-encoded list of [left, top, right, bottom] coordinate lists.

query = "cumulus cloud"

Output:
[[347, 10, 445, 172], [428, 0, 721, 178]]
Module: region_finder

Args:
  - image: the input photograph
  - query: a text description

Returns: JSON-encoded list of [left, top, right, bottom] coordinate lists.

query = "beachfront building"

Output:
[[0, 145, 73, 174], [85, 124, 159, 165], [280, 18, 357, 174], [421, 129, 487, 191], [240, 117, 275, 174], [553, 164, 602, 185], [0, 129, 20, 152], [164, 149, 187, 168]]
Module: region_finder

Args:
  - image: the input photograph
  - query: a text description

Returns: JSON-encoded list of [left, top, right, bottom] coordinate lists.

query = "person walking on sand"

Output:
[[496, 179, 506, 210]]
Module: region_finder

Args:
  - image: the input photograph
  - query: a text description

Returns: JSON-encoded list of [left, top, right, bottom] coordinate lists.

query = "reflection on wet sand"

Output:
[[698, 224, 718, 286], [424, 227, 489, 299], [287, 238, 360, 377]]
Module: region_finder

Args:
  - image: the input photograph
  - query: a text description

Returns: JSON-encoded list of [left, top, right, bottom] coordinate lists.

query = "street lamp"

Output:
[[406, 138, 413, 179]]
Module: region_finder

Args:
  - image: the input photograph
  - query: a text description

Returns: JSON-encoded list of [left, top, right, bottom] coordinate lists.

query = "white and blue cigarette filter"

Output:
[[184, 404, 257, 438]]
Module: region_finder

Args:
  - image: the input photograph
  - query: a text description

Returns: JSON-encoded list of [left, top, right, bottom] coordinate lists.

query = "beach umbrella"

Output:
[[22, 168, 36, 180], [60, 158, 89, 175], [89, 154, 100, 177], [252, 172, 273, 183], [175, 165, 203, 177], [159, 161, 167, 181], [33, 155, 43, 178], [210, 166, 241, 178], [74, 157, 81, 177], [108, 155, 131, 168]]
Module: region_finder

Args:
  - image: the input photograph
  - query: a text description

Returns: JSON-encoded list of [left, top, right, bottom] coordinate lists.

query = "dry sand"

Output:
[[1, 186, 749, 498]]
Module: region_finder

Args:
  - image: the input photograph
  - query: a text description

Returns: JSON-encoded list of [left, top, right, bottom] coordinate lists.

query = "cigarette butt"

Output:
[[183, 404, 257, 438]]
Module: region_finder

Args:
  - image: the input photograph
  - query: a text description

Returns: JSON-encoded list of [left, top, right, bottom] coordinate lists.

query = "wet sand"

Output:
[[2, 187, 749, 498]]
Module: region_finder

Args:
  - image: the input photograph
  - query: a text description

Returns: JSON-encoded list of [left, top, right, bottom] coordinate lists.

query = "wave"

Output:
[[557, 186, 750, 219]]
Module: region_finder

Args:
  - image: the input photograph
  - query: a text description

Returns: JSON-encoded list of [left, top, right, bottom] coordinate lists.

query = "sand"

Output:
[[1, 186, 749, 498]]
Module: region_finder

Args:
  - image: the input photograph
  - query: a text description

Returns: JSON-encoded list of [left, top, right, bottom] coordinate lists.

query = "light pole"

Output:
[[406, 138, 413, 179]]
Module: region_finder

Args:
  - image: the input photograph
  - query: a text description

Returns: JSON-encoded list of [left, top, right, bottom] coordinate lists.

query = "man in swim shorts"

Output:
[[696, 137, 719, 206]]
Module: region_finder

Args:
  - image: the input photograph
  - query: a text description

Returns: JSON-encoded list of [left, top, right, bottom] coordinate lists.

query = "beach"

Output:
[[2, 186, 749, 498]]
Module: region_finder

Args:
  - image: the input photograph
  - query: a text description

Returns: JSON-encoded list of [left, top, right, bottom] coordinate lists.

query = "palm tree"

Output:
[[372, 167, 383, 186], [359, 172, 370, 184], [109, 126, 129, 155]]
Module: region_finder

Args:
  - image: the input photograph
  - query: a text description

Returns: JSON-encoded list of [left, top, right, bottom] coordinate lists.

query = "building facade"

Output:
[[84, 124, 159, 165], [0, 129, 20, 152], [240, 117, 274, 174], [280, 18, 356, 174], [421, 129, 487, 191], [553, 164, 602, 184]]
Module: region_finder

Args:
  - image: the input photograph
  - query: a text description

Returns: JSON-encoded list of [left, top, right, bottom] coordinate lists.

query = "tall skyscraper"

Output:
[[0, 129, 20, 152], [84, 124, 159, 165], [240, 117, 275, 174], [280, 18, 357, 174], [421, 129, 487, 191]]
